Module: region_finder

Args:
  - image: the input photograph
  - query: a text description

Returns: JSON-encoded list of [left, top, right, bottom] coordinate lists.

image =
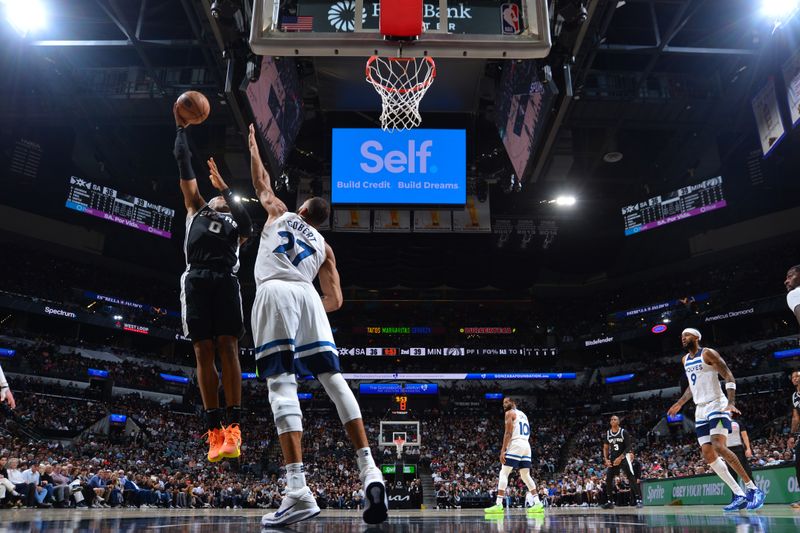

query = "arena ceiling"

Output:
[[0, 0, 798, 290]]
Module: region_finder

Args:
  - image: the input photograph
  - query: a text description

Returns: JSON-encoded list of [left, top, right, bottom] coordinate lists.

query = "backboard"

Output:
[[250, 0, 551, 59]]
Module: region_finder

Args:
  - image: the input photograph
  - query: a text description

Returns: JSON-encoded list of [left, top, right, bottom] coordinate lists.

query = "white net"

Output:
[[366, 55, 436, 131]]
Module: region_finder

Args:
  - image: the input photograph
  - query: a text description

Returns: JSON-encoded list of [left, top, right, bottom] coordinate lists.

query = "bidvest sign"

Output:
[[332, 129, 466, 205]]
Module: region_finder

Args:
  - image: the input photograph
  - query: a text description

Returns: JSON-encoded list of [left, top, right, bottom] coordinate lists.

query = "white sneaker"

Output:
[[361, 470, 388, 525], [261, 487, 320, 527]]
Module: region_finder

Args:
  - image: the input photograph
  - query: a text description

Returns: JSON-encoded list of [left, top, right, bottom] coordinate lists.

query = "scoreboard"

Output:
[[622, 176, 726, 236], [66, 176, 175, 239]]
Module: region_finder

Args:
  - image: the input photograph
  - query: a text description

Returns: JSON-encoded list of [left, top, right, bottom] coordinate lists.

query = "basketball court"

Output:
[[0, 506, 796, 532]]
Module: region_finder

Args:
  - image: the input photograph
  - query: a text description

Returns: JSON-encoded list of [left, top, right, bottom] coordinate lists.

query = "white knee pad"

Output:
[[268, 373, 303, 435], [318, 372, 362, 424], [498, 465, 513, 491], [520, 468, 536, 492]]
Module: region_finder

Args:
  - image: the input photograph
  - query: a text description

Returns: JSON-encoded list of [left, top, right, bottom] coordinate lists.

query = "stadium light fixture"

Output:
[[761, 0, 799, 19], [4, 0, 47, 37], [233, 195, 242, 203], [762, 0, 800, 29], [555, 195, 576, 207]]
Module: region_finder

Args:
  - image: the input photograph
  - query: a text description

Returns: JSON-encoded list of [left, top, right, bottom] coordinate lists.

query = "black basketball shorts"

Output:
[[180, 269, 244, 342]]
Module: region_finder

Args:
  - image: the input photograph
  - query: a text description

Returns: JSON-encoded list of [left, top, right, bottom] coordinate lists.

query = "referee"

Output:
[[602, 415, 642, 508], [173, 105, 252, 462], [790, 370, 800, 509]]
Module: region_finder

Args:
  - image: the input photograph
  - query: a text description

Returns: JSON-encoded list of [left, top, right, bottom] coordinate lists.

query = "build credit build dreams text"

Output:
[[336, 140, 461, 191]]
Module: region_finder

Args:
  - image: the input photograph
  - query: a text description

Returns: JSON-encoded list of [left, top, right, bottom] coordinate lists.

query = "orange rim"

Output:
[[366, 55, 436, 95]]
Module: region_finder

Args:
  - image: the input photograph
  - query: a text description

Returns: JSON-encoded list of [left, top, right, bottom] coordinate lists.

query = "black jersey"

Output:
[[184, 205, 240, 272], [605, 428, 633, 460], [793, 391, 800, 413]]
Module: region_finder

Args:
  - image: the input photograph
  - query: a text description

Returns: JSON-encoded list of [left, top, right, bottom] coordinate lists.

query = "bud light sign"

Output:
[[332, 128, 466, 205]]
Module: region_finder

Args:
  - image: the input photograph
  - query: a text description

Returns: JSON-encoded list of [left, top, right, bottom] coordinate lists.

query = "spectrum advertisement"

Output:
[[332, 129, 466, 205]]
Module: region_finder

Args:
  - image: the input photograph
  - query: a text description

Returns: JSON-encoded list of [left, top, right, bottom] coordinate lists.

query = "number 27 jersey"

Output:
[[255, 212, 327, 286]]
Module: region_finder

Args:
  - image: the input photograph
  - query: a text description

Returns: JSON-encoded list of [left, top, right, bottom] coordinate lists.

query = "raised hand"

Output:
[[207, 157, 229, 192]]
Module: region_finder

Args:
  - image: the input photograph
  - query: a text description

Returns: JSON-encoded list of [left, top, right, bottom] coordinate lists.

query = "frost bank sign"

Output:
[[301, 1, 520, 34], [643, 466, 800, 506]]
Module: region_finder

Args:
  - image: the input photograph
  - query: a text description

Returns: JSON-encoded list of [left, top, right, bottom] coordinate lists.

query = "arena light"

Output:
[[555, 195, 576, 207], [4, 0, 47, 36], [761, 0, 799, 19], [233, 195, 242, 203]]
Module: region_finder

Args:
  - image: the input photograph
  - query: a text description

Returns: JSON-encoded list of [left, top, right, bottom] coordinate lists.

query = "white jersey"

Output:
[[254, 212, 327, 286], [510, 409, 531, 444], [683, 347, 725, 405], [788, 287, 800, 312]]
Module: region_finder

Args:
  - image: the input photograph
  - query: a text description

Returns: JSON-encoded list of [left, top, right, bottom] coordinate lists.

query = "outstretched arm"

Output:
[[173, 105, 205, 215], [248, 124, 286, 222], [207, 157, 252, 244], [704, 348, 741, 414], [318, 243, 343, 313]]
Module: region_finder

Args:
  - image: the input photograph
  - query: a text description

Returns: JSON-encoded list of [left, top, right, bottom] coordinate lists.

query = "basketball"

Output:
[[175, 91, 210, 125]]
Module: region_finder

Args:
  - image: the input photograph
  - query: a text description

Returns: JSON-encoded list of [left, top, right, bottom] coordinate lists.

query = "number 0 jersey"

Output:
[[184, 205, 240, 272], [683, 347, 725, 405], [255, 212, 327, 286], [510, 408, 530, 445]]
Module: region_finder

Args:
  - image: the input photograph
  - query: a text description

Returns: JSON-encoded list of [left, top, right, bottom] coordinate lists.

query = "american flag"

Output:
[[280, 15, 313, 32]]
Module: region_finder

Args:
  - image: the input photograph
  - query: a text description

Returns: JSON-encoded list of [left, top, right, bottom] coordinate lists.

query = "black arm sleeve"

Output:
[[173, 127, 196, 181], [221, 189, 253, 238]]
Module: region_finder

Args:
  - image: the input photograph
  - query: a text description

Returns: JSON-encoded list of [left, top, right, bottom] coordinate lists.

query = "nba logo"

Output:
[[501, 4, 520, 35]]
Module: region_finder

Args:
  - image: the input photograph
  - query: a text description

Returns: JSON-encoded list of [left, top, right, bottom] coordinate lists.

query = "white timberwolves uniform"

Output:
[[251, 212, 340, 378], [504, 409, 532, 469], [683, 347, 730, 446]]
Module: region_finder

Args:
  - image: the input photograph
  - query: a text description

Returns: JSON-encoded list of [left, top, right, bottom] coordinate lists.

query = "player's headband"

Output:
[[682, 328, 702, 340]]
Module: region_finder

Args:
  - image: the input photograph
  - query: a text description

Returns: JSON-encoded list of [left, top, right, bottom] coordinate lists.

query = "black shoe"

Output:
[[602, 502, 615, 509], [37, 502, 53, 508], [636, 500, 643, 508]]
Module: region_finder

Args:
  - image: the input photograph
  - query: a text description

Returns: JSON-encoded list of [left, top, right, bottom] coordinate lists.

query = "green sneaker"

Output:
[[484, 503, 504, 514], [526, 502, 544, 514]]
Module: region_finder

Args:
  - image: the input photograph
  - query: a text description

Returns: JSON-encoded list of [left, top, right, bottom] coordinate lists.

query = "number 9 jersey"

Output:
[[255, 212, 327, 286]]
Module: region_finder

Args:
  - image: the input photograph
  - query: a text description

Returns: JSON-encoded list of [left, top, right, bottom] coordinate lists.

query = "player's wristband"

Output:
[[221, 188, 234, 200], [725, 382, 736, 390]]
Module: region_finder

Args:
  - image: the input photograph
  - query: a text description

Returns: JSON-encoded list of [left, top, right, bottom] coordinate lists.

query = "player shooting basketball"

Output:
[[173, 103, 252, 463]]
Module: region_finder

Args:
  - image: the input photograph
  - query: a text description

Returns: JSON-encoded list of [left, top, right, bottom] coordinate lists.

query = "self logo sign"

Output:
[[332, 128, 466, 205]]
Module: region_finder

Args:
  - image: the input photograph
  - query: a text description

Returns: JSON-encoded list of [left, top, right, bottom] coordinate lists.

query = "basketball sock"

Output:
[[709, 458, 745, 496], [226, 406, 242, 426], [745, 480, 757, 491], [529, 492, 541, 505], [495, 494, 504, 506], [205, 408, 224, 431], [356, 447, 377, 476], [286, 463, 306, 490]]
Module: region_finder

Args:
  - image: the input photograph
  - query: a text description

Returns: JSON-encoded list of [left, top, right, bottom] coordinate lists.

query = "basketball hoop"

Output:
[[393, 436, 406, 459], [366, 55, 436, 132]]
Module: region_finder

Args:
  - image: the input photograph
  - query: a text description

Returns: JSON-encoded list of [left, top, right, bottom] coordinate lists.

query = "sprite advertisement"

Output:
[[643, 465, 800, 505]]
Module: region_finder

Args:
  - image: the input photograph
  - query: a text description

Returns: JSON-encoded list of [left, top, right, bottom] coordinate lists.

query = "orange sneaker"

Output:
[[218, 424, 241, 459], [204, 427, 225, 462]]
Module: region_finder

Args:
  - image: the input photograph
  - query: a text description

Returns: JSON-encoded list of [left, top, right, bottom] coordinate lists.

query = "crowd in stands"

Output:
[[2, 238, 799, 351]]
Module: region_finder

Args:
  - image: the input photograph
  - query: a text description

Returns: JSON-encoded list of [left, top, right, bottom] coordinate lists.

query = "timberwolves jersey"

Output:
[[683, 347, 724, 405], [510, 409, 531, 444], [793, 391, 800, 412], [184, 205, 240, 272], [255, 212, 326, 286]]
